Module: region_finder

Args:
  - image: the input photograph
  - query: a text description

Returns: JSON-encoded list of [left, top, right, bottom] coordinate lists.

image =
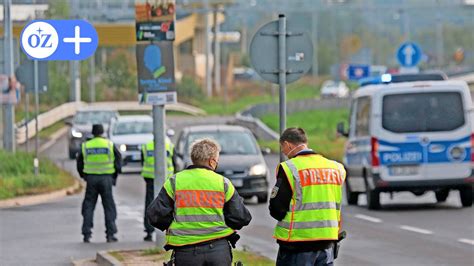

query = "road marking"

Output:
[[354, 214, 382, 223], [400, 225, 433, 235], [458, 238, 474, 245]]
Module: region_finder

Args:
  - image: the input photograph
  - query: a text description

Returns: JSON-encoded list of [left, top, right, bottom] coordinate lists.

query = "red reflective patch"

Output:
[[298, 168, 343, 187], [175, 190, 225, 208]]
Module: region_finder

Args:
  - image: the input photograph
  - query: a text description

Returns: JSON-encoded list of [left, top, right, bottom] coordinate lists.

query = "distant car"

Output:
[[109, 115, 154, 167], [66, 108, 119, 159], [175, 125, 270, 203], [321, 80, 349, 98], [233, 67, 259, 81]]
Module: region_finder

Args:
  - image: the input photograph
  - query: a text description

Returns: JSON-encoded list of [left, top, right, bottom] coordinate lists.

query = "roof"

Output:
[[115, 115, 152, 122], [354, 80, 469, 98], [183, 125, 249, 133]]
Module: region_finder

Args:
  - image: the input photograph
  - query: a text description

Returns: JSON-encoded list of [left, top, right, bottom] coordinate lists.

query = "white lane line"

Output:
[[354, 214, 382, 223], [399, 225, 433, 235], [458, 238, 474, 245]]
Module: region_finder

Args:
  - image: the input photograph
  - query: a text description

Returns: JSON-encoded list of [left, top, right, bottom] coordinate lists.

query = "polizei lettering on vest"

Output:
[[175, 190, 225, 208], [298, 168, 343, 187]]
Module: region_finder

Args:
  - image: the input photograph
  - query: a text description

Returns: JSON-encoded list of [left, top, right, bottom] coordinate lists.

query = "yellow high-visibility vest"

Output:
[[82, 137, 115, 175], [163, 168, 235, 246], [273, 154, 346, 242], [141, 139, 174, 179]]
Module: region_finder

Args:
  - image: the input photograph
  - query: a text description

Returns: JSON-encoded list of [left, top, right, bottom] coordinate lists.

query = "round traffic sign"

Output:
[[250, 20, 313, 84], [396, 42, 422, 67]]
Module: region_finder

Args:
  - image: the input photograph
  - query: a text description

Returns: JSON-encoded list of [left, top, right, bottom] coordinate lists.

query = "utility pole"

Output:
[[213, 5, 221, 96], [436, 0, 444, 68], [311, 11, 318, 77], [204, 0, 212, 98], [2, 0, 16, 152], [70, 0, 81, 102]]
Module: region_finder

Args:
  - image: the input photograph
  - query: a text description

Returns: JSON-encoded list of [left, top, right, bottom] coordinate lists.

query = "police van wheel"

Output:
[[435, 189, 449, 203], [345, 182, 359, 205], [366, 188, 381, 210], [459, 187, 473, 207]]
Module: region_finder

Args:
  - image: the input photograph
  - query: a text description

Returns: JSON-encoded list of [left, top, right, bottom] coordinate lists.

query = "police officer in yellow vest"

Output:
[[269, 128, 346, 266], [76, 124, 122, 243], [141, 137, 175, 241], [146, 138, 252, 266]]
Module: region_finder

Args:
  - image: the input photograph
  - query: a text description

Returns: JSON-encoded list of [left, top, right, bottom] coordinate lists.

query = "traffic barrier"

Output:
[[15, 101, 206, 144]]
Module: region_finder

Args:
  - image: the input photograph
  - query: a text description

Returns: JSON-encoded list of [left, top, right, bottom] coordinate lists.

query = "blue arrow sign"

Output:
[[397, 42, 422, 67]]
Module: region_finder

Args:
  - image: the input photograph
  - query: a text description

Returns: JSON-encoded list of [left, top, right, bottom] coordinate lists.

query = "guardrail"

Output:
[[16, 101, 206, 144]]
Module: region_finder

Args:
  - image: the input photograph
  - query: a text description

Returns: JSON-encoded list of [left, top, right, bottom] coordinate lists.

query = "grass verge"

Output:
[[0, 150, 76, 200], [260, 108, 349, 161], [110, 248, 274, 265]]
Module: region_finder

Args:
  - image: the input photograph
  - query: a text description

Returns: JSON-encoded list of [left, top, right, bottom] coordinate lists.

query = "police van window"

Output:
[[355, 97, 371, 137], [382, 92, 464, 133]]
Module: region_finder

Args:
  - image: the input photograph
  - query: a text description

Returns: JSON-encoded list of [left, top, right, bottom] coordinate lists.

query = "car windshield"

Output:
[[186, 131, 258, 155], [382, 92, 465, 133], [73, 111, 116, 125], [112, 121, 153, 135]]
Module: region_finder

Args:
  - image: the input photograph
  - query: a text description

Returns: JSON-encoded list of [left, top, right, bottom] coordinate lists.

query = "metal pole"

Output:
[[34, 60, 39, 176], [89, 55, 96, 102], [278, 14, 286, 163], [311, 11, 318, 77], [436, 0, 444, 68], [204, 0, 212, 98], [213, 6, 221, 96], [152, 104, 167, 247], [25, 92, 29, 153], [3, 0, 15, 152]]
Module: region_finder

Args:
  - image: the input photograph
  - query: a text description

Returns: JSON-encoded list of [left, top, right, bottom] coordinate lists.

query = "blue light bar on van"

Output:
[[359, 76, 382, 87]]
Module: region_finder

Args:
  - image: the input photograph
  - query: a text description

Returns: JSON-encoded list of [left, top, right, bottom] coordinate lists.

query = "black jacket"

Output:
[[76, 137, 122, 181], [269, 150, 337, 252], [146, 165, 252, 248]]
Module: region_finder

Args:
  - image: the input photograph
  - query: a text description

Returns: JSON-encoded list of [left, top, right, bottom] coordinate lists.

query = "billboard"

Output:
[[135, 0, 176, 42]]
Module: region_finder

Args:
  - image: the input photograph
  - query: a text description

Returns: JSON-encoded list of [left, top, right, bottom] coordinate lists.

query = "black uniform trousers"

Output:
[[81, 174, 117, 237], [173, 238, 232, 266], [144, 177, 155, 234]]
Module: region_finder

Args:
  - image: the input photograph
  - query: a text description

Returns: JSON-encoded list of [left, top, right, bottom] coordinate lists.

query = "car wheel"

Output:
[[345, 182, 359, 206], [257, 193, 268, 204], [435, 189, 449, 203], [69, 149, 76, 160], [459, 187, 473, 207], [365, 177, 380, 210]]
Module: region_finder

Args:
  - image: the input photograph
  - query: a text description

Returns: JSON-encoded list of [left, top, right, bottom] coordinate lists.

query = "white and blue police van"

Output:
[[337, 76, 473, 209]]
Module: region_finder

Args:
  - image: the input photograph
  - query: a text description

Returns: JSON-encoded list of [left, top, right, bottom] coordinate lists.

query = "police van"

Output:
[[337, 77, 473, 209]]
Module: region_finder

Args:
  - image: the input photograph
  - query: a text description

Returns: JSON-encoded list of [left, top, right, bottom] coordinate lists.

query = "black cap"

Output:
[[92, 124, 104, 136]]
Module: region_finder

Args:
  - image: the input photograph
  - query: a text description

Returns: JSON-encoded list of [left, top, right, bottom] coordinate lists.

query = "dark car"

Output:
[[175, 125, 270, 203], [66, 108, 119, 159]]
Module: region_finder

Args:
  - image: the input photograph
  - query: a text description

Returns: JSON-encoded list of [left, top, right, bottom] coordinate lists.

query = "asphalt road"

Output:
[[1, 115, 473, 265]]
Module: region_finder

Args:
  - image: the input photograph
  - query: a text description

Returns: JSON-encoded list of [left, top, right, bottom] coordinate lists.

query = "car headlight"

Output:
[[249, 163, 267, 176], [71, 128, 83, 138], [119, 144, 127, 152]]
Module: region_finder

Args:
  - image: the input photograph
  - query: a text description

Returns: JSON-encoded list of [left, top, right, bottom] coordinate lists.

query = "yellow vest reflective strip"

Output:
[[163, 169, 235, 246], [141, 140, 174, 179], [82, 138, 115, 174], [273, 155, 345, 242]]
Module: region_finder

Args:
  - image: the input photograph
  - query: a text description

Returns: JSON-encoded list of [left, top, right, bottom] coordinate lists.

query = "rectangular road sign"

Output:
[[348, 64, 370, 80], [136, 42, 176, 105]]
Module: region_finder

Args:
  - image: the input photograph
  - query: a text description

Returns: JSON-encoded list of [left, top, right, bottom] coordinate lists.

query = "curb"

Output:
[[39, 126, 69, 153], [0, 179, 82, 209], [96, 251, 123, 266]]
